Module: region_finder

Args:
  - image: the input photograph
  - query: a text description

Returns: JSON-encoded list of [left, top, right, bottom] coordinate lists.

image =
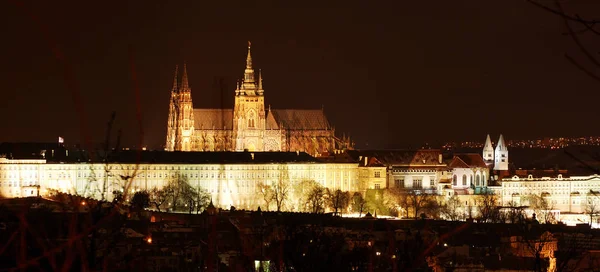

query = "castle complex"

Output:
[[165, 42, 350, 155]]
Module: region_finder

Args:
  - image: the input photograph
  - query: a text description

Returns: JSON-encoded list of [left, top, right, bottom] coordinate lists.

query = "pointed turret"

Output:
[[180, 63, 190, 90], [172, 65, 179, 91], [494, 134, 509, 171], [483, 134, 494, 162], [246, 41, 253, 69], [495, 134, 507, 151], [243, 41, 255, 85]]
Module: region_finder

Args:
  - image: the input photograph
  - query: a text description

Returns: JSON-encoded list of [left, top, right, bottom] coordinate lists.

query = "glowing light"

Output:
[[81, 201, 86, 206], [146, 237, 152, 244], [376, 252, 381, 256]]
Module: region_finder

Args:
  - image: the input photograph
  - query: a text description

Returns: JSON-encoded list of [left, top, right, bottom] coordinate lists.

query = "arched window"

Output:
[[476, 174, 481, 186], [462, 175, 467, 186], [248, 111, 255, 128], [482, 173, 487, 186], [452, 175, 457, 186]]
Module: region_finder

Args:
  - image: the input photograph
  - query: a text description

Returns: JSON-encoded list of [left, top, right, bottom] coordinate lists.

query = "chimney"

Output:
[[364, 156, 368, 167], [251, 153, 254, 160], [438, 154, 442, 164]]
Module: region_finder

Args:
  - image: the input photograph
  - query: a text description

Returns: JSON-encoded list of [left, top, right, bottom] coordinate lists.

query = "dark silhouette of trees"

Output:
[[476, 191, 501, 222], [325, 189, 351, 216], [257, 182, 274, 211], [272, 179, 290, 212], [440, 195, 463, 221], [306, 184, 326, 213], [351, 192, 367, 217], [130, 190, 150, 210]]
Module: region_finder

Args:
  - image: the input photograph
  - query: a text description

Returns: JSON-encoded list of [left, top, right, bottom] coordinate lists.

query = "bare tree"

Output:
[[194, 187, 211, 214], [584, 191, 600, 227], [526, 194, 556, 224], [272, 179, 290, 212], [476, 192, 501, 222], [351, 192, 367, 217], [505, 200, 526, 224], [306, 184, 326, 213], [440, 195, 463, 221], [150, 186, 169, 212], [325, 189, 351, 216], [293, 180, 320, 212], [406, 191, 436, 219], [257, 182, 274, 211], [382, 188, 404, 216]]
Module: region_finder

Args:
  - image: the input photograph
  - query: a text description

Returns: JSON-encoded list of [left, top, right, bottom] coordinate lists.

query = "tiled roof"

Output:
[[265, 110, 279, 129], [44, 150, 319, 164], [269, 109, 331, 130], [454, 154, 487, 168], [194, 109, 233, 130], [346, 149, 444, 166], [449, 156, 470, 168], [366, 156, 385, 167]]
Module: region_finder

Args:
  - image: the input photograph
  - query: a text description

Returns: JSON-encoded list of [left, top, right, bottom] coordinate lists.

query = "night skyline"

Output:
[[2, 1, 600, 149]]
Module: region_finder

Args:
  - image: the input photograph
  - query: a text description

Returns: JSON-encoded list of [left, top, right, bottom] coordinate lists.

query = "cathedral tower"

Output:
[[482, 134, 494, 166], [165, 64, 195, 151], [493, 134, 508, 171], [233, 41, 266, 151]]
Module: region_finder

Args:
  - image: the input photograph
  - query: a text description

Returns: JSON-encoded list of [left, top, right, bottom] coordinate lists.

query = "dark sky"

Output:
[[1, 1, 600, 149]]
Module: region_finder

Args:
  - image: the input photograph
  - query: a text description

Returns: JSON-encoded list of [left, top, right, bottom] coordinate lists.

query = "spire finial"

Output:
[[181, 62, 189, 90], [246, 41, 253, 69], [172, 65, 179, 91]]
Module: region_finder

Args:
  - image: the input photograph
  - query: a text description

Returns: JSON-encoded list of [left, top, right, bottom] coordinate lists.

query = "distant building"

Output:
[[481, 134, 509, 171], [448, 153, 490, 194]]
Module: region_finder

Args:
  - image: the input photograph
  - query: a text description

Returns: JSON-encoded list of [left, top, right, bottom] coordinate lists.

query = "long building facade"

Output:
[[165, 42, 351, 155], [0, 149, 369, 211]]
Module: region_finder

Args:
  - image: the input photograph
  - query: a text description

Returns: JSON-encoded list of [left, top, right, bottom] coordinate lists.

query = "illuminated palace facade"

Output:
[[0, 150, 371, 210], [165, 42, 351, 155]]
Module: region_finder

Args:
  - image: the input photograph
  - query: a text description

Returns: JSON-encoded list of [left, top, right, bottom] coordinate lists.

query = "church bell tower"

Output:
[[165, 64, 195, 151], [493, 134, 508, 171], [482, 134, 494, 166], [233, 41, 266, 151]]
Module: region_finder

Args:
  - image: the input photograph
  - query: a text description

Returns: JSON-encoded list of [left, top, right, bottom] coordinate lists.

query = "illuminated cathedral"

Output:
[[165, 42, 352, 154]]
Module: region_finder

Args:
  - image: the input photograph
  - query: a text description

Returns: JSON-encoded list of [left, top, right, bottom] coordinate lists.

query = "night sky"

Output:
[[2, 1, 600, 149]]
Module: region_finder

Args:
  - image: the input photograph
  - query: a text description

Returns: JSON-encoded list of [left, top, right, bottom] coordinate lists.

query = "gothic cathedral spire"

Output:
[[246, 41, 253, 69], [181, 62, 190, 90], [172, 65, 179, 91], [165, 63, 195, 152], [234, 42, 266, 151], [244, 41, 255, 84]]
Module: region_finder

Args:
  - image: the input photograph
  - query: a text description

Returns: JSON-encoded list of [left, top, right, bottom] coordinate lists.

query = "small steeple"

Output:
[[181, 62, 189, 90], [243, 41, 255, 85], [483, 134, 494, 161], [246, 41, 253, 69], [496, 134, 507, 151], [171, 65, 179, 91]]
